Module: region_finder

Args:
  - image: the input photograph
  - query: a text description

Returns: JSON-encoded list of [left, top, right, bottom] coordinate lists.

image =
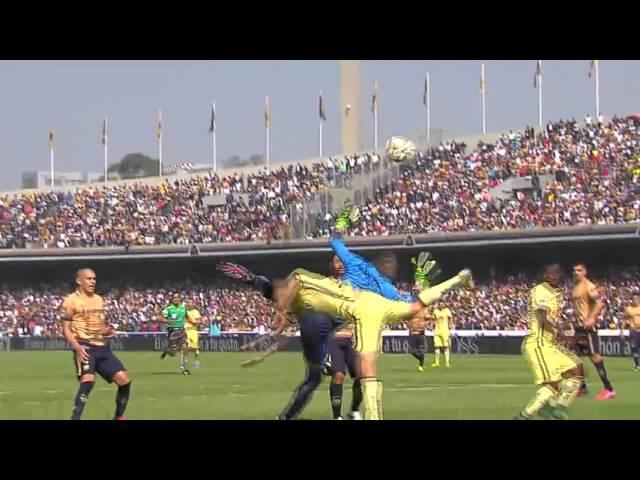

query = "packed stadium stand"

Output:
[[1, 115, 639, 337], [1, 115, 638, 249]]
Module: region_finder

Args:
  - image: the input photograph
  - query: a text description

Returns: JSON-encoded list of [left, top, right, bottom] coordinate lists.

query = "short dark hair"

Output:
[[373, 251, 397, 266]]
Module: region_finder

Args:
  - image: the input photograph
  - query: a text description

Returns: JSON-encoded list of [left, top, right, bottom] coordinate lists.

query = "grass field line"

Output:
[[386, 383, 529, 392]]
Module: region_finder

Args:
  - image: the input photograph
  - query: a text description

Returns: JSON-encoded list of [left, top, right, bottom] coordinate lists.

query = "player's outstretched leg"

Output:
[[112, 371, 132, 420], [279, 366, 323, 420], [591, 353, 615, 400], [71, 380, 95, 420], [417, 270, 473, 307]]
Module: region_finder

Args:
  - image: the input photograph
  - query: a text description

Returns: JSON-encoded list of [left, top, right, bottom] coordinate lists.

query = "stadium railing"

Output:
[[0, 224, 637, 262]]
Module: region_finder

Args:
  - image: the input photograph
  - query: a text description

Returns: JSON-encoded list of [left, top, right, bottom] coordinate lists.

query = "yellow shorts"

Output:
[[434, 333, 450, 348], [186, 329, 200, 351], [522, 338, 581, 385], [350, 291, 413, 354]]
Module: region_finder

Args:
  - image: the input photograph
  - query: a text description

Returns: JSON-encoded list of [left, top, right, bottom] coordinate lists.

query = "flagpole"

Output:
[[426, 72, 431, 145], [319, 119, 323, 158], [595, 61, 600, 118], [265, 96, 270, 169], [373, 82, 379, 151], [319, 90, 323, 157], [104, 116, 108, 184], [481, 64, 486, 135], [50, 146, 54, 187], [158, 109, 163, 177], [212, 102, 217, 172], [537, 61, 543, 127]]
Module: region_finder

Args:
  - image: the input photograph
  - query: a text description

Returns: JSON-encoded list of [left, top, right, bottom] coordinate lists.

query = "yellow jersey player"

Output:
[[571, 263, 615, 400], [271, 266, 474, 420], [621, 293, 640, 372], [185, 299, 202, 369], [432, 303, 453, 368], [61, 268, 132, 420], [407, 309, 429, 372], [517, 264, 584, 420]]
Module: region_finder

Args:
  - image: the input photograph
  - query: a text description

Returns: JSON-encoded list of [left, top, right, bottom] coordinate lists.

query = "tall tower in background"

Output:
[[340, 60, 362, 154]]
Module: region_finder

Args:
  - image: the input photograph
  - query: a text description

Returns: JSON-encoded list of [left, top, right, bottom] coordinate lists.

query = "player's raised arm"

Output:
[[156, 306, 169, 323]]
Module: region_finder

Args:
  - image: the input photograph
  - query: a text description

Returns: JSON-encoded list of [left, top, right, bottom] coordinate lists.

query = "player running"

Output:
[[432, 302, 453, 368], [516, 264, 585, 420], [61, 268, 132, 420], [157, 292, 191, 375], [185, 299, 203, 369], [571, 263, 615, 399], [621, 293, 640, 372]]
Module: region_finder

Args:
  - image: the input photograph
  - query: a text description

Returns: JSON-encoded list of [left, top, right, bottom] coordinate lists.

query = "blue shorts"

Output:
[[298, 310, 335, 367], [73, 343, 125, 383]]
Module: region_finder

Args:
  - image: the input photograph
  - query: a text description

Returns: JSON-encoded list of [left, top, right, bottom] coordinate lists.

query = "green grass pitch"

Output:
[[0, 352, 638, 420]]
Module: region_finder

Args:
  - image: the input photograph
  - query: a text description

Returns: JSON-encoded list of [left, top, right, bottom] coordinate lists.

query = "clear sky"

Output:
[[0, 60, 639, 190]]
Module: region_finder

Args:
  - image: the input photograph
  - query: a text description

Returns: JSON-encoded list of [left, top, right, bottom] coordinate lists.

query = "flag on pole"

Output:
[[371, 82, 378, 113], [319, 92, 326, 122], [102, 118, 107, 145], [48, 130, 54, 149], [588, 60, 598, 78], [209, 104, 216, 133], [156, 110, 162, 138], [264, 97, 270, 128], [480, 66, 485, 96], [423, 75, 428, 105], [533, 60, 542, 88]]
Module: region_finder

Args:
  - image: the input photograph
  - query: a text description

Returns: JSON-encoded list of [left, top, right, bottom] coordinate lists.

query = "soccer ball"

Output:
[[385, 136, 417, 163]]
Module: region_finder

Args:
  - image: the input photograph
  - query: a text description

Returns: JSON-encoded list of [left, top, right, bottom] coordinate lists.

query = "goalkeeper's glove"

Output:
[[334, 202, 360, 232], [411, 251, 442, 289]]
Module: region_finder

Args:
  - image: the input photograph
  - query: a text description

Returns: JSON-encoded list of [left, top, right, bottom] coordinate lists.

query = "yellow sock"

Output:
[[362, 378, 381, 420], [444, 348, 450, 365], [434, 350, 440, 364], [556, 377, 582, 408], [418, 275, 462, 305], [376, 380, 383, 420], [523, 385, 556, 417]]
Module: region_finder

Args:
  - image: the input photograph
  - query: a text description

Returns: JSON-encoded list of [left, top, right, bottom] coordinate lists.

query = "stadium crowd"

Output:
[[1, 269, 638, 337], [0, 153, 383, 249], [318, 116, 640, 236], [1, 116, 638, 249]]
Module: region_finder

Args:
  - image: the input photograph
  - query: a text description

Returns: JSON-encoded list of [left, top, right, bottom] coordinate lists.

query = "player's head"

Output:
[[573, 263, 588, 281], [374, 251, 398, 280], [186, 298, 195, 310], [543, 264, 563, 287], [330, 254, 345, 278], [171, 292, 181, 306], [76, 268, 96, 295], [270, 278, 289, 304], [633, 293, 640, 306]]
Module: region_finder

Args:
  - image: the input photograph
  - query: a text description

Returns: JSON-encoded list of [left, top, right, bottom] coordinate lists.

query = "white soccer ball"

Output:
[[385, 136, 417, 163]]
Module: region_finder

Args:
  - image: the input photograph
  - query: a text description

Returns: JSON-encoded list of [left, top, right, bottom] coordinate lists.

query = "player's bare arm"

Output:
[[584, 287, 604, 329]]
